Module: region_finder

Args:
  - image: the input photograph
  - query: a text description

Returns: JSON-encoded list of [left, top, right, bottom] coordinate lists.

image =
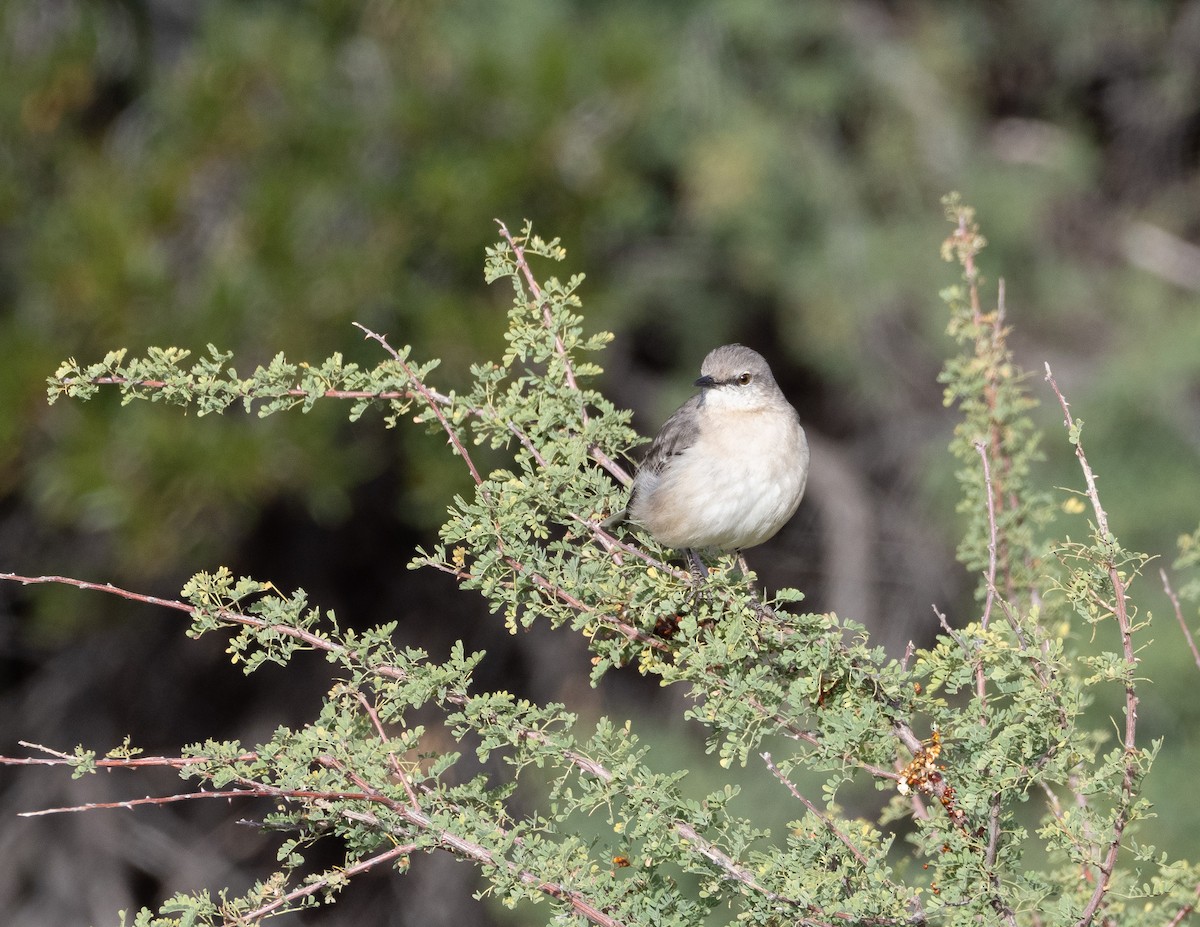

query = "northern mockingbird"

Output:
[[611, 344, 809, 555]]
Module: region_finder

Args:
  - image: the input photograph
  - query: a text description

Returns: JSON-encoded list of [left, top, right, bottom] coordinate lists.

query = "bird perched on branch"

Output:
[[608, 344, 809, 562]]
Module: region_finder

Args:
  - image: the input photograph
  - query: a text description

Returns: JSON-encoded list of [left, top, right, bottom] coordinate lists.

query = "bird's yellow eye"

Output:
[[737, 372, 752, 385]]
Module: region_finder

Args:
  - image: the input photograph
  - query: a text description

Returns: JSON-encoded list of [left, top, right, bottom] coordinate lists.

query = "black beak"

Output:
[[694, 374, 716, 389]]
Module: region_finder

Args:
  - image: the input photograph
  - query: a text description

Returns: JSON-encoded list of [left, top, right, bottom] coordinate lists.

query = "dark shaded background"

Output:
[[3, 1, 1200, 924]]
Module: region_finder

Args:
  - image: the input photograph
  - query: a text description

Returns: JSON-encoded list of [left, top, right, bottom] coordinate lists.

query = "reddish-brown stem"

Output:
[[315, 753, 631, 927], [0, 742, 259, 770], [1160, 568, 1200, 672], [568, 514, 692, 582], [348, 688, 421, 809], [1165, 883, 1200, 927]]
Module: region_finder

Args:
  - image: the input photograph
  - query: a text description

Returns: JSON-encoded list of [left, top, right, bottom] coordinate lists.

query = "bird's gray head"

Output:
[[694, 344, 782, 410]]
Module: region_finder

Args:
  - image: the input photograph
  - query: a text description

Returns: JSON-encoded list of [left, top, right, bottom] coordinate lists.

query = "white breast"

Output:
[[631, 405, 809, 551]]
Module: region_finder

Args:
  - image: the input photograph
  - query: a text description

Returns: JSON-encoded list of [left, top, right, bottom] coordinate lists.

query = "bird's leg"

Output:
[[685, 549, 716, 607], [733, 551, 779, 620], [680, 549, 720, 628], [734, 551, 766, 596]]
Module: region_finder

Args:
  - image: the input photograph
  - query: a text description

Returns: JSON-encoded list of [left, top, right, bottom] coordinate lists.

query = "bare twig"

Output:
[[18, 786, 368, 818], [0, 742, 258, 770], [932, 604, 975, 662], [1160, 567, 1200, 672]]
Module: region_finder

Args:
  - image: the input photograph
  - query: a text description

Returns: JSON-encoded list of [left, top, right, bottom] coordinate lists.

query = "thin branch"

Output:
[[0, 574, 932, 823], [568, 514, 692, 582], [1045, 364, 1140, 927], [0, 571, 346, 657], [587, 444, 633, 486], [1160, 567, 1200, 672], [354, 323, 484, 486], [349, 688, 421, 810], [236, 842, 416, 923], [1165, 882, 1200, 927], [0, 742, 258, 770], [762, 753, 870, 867], [78, 371, 634, 485], [976, 438, 1000, 637], [495, 221, 589, 428], [82, 376, 442, 405], [0, 574, 193, 614], [315, 754, 634, 927], [0, 569, 658, 829], [932, 604, 975, 663], [984, 795, 1004, 869], [673, 821, 799, 906], [13, 737, 633, 927], [1044, 366, 1111, 539], [1036, 780, 1097, 885], [19, 786, 369, 817], [507, 420, 549, 468], [418, 559, 669, 652]]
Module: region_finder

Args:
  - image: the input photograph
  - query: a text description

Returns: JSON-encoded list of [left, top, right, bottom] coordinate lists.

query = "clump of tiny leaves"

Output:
[[6, 209, 1200, 926]]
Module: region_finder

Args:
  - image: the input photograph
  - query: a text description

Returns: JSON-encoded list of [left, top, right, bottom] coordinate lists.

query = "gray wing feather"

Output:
[[625, 395, 703, 512], [639, 395, 703, 476]]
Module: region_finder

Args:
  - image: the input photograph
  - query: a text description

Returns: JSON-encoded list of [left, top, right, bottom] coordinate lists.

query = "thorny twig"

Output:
[[238, 842, 417, 923], [1045, 364, 1140, 927], [492, 221, 632, 485], [354, 323, 485, 486], [762, 753, 871, 868]]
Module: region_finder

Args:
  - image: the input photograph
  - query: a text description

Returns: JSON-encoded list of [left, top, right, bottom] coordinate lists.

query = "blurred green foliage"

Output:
[[4, 0, 1199, 577]]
